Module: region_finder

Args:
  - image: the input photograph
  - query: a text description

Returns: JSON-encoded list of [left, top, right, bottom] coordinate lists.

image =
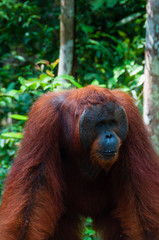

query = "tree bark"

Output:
[[144, 0, 159, 153], [58, 0, 75, 76]]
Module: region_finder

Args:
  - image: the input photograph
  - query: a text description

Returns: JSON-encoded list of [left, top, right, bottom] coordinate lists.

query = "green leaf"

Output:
[[91, 80, 100, 86], [113, 67, 125, 80], [36, 60, 49, 65], [14, 55, 26, 62], [54, 75, 82, 88], [137, 74, 144, 86], [104, 33, 124, 46], [129, 65, 143, 76], [19, 85, 27, 93], [52, 80, 71, 89], [10, 114, 28, 121], [7, 90, 18, 96], [50, 59, 59, 69], [23, 80, 40, 90], [39, 73, 52, 82], [117, 12, 143, 26], [80, 24, 94, 34], [91, 0, 117, 10], [18, 76, 26, 85], [106, 0, 117, 8], [56, 75, 74, 81], [69, 79, 82, 88], [1, 132, 23, 139], [91, 0, 105, 10]]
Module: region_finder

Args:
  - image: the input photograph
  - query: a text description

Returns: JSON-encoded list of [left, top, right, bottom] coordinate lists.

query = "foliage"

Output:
[[0, 0, 60, 87], [76, 0, 145, 106], [0, 0, 145, 97], [81, 218, 100, 240]]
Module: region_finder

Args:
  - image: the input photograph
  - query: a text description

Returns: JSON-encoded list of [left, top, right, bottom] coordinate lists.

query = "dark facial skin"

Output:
[[79, 102, 128, 173]]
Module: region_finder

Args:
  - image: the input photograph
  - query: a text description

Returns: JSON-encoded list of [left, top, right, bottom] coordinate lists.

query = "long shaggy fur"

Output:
[[1, 85, 159, 240]]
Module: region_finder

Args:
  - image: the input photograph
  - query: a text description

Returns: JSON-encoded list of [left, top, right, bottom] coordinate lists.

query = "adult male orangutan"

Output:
[[1, 85, 159, 240]]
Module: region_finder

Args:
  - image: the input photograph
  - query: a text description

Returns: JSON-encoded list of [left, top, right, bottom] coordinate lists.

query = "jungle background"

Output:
[[0, 0, 147, 239]]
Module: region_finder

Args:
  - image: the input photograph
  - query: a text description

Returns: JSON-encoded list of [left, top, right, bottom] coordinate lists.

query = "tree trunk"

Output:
[[143, 0, 159, 153], [58, 0, 75, 76]]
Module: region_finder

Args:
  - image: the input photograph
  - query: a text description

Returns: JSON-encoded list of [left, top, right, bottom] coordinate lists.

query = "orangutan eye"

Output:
[[108, 119, 117, 127], [96, 120, 106, 128]]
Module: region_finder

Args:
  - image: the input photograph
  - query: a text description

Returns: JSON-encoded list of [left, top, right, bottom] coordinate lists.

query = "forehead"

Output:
[[81, 102, 123, 121]]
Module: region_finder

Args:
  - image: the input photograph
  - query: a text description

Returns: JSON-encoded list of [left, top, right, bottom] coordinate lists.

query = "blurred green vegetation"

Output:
[[0, 0, 145, 238]]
